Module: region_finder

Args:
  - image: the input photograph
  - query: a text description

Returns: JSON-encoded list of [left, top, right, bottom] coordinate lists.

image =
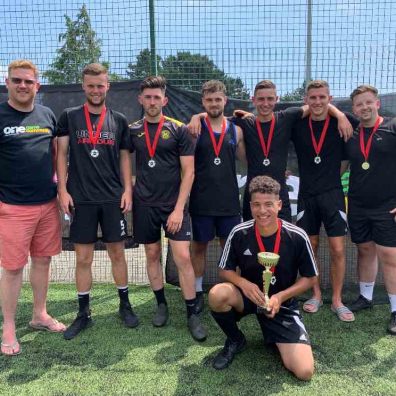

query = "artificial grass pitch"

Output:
[[1, 284, 396, 396]]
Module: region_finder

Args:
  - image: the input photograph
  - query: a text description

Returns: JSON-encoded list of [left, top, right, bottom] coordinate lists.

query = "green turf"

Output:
[[1, 284, 395, 396]]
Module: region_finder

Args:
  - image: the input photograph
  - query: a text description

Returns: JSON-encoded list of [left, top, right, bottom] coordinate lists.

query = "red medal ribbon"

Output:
[[83, 103, 107, 148], [255, 114, 276, 160], [308, 115, 330, 156], [205, 116, 227, 158], [359, 117, 381, 162], [255, 219, 282, 274], [144, 115, 165, 159]]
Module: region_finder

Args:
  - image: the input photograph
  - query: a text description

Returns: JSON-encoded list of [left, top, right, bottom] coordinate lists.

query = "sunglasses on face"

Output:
[[10, 77, 36, 86]]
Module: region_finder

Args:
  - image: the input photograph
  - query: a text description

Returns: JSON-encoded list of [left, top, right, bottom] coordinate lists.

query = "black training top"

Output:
[[292, 113, 359, 198], [0, 102, 57, 205], [129, 116, 195, 207], [56, 105, 130, 204], [345, 117, 396, 208], [219, 219, 317, 308], [189, 119, 240, 216]]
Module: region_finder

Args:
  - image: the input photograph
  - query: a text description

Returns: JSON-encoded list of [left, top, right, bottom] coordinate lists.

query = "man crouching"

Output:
[[209, 175, 317, 380]]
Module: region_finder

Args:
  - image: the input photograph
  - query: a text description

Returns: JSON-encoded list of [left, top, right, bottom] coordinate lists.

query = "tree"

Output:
[[44, 5, 104, 84], [126, 49, 162, 79], [126, 50, 250, 99], [281, 81, 307, 102]]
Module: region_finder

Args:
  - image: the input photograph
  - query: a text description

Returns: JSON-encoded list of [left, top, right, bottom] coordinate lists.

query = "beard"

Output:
[[86, 96, 106, 108]]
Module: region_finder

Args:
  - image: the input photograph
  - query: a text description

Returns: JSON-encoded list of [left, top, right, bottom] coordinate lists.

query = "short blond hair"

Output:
[[350, 85, 378, 101], [305, 80, 329, 93], [254, 80, 276, 95], [8, 59, 39, 79], [82, 63, 108, 79]]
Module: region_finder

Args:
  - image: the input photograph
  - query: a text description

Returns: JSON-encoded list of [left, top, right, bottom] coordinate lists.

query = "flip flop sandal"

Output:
[[331, 305, 355, 322], [29, 319, 66, 333], [302, 298, 323, 313], [1, 341, 21, 356]]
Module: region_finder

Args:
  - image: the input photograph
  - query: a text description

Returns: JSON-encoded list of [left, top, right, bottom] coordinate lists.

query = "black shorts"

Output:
[[69, 202, 127, 244], [348, 201, 396, 247], [133, 205, 191, 244], [243, 184, 291, 222], [237, 292, 310, 345], [296, 189, 347, 237], [191, 214, 241, 242]]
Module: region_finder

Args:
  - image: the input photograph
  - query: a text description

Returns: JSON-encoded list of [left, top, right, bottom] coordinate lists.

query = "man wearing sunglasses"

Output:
[[0, 60, 65, 356]]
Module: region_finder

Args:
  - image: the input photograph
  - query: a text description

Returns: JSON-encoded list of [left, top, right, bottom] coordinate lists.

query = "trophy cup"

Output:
[[257, 252, 280, 313]]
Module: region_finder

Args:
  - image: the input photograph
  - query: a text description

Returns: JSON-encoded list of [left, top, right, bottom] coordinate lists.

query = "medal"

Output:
[[144, 115, 165, 169], [256, 115, 275, 168], [205, 116, 227, 166], [84, 103, 107, 159], [309, 115, 330, 165], [359, 117, 381, 172], [90, 149, 99, 158], [361, 161, 370, 170]]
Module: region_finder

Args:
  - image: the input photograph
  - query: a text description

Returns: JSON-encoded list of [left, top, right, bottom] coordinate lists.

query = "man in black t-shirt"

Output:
[[57, 63, 138, 340], [208, 176, 317, 380], [189, 80, 244, 313], [292, 80, 358, 322], [344, 85, 396, 335], [0, 60, 65, 356], [129, 76, 206, 341]]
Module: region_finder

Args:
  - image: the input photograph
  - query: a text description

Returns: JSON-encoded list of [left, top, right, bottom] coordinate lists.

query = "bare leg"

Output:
[[75, 244, 95, 293], [106, 242, 128, 287], [29, 256, 66, 330], [0, 267, 23, 354], [303, 235, 322, 312], [191, 241, 208, 278], [169, 240, 195, 300], [377, 245, 396, 295], [144, 242, 163, 291], [276, 343, 314, 381], [357, 241, 378, 283]]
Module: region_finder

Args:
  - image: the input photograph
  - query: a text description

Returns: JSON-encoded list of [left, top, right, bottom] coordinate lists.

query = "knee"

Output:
[[173, 251, 192, 270], [76, 255, 93, 268], [330, 245, 345, 261], [285, 362, 314, 381], [31, 256, 51, 267], [208, 284, 232, 309], [294, 366, 314, 381]]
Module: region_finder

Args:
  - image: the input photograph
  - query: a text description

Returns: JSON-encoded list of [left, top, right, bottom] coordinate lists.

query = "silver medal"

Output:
[[263, 158, 270, 166], [148, 159, 156, 168], [314, 156, 321, 164], [214, 157, 221, 165], [90, 149, 99, 158]]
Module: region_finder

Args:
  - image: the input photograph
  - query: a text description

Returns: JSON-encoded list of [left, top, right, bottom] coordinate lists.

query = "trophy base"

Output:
[[257, 305, 271, 315]]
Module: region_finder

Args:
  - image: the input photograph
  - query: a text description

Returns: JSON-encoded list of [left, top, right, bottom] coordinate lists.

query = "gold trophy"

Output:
[[257, 252, 280, 312]]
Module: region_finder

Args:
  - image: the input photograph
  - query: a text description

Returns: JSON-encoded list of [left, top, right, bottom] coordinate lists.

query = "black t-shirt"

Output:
[[292, 113, 359, 198], [189, 119, 240, 216], [0, 102, 57, 204], [219, 219, 317, 308], [231, 107, 303, 186], [56, 105, 130, 204], [345, 117, 396, 208], [129, 117, 195, 207]]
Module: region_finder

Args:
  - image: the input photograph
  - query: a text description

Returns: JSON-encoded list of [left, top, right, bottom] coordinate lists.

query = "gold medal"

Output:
[[361, 161, 370, 170]]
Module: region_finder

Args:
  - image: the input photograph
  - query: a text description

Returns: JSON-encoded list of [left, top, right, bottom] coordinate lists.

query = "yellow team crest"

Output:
[[161, 130, 171, 140]]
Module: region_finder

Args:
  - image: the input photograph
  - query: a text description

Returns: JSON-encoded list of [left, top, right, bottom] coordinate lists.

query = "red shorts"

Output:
[[0, 199, 61, 270]]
